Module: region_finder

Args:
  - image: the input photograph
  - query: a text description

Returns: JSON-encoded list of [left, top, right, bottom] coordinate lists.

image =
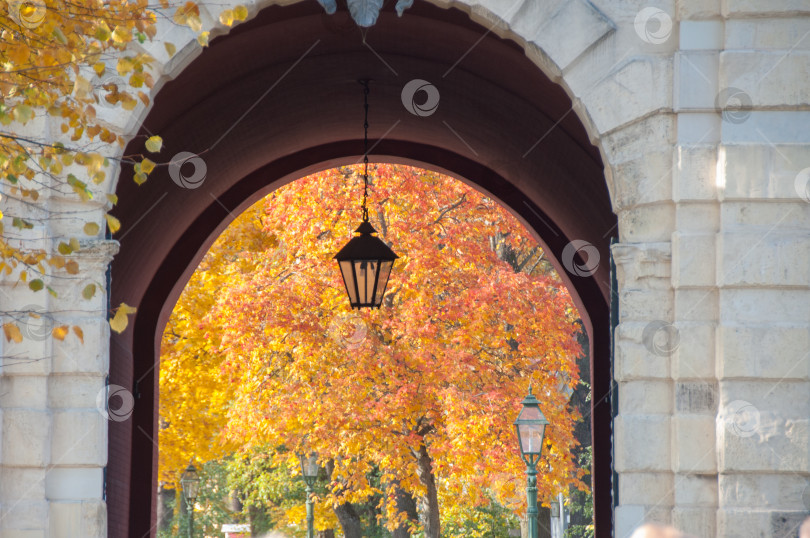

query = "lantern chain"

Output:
[[361, 79, 370, 222]]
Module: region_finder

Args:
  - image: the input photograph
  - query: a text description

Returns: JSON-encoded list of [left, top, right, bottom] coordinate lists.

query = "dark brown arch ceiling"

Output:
[[108, 2, 617, 536]]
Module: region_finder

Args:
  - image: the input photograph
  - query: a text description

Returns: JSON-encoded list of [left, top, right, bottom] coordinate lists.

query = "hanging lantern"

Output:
[[334, 80, 398, 309]]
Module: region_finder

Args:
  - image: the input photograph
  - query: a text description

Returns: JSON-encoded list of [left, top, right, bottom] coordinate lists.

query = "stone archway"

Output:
[[106, 1, 635, 536]]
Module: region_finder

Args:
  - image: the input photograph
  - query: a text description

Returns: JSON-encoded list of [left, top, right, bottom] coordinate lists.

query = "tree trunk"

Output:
[[333, 501, 364, 538], [391, 483, 419, 538], [414, 444, 441, 538], [156, 485, 174, 532]]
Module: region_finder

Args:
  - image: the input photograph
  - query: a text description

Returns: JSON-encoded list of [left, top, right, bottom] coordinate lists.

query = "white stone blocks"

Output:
[[677, 112, 720, 145], [717, 508, 807, 538], [676, 0, 720, 20], [613, 242, 673, 289], [619, 472, 674, 506], [615, 504, 672, 538], [48, 501, 105, 538], [611, 151, 674, 211], [722, 0, 810, 16], [719, 473, 810, 510], [717, 380, 810, 473], [620, 380, 673, 415], [674, 288, 718, 322], [518, 0, 614, 73], [47, 376, 105, 410], [602, 115, 676, 166], [45, 468, 103, 501], [615, 415, 672, 472], [672, 507, 716, 537], [721, 111, 810, 145], [719, 288, 810, 324], [0, 377, 47, 410], [679, 21, 723, 51], [50, 411, 106, 467], [672, 232, 715, 287], [718, 325, 809, 380], [720, 51, 810, 107], [0, 500, 48, 533], [578, 57, 673, 136], [51, 319, 110, 375], [675, 52, 719, 111], [674, 474, 717, 506], [2, 411, 50, 468], [673, 145, 718, 201], [726, 18, 810, 51], [618, 204, 676, 243], [0, 468, 46, 502], [672, 415, 717, 473], [672, 323, 716, 380]]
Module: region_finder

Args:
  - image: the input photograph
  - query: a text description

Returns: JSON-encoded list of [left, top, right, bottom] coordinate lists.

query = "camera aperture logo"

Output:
[[401, 79, 440, 117], [97, 384, 135, 422]]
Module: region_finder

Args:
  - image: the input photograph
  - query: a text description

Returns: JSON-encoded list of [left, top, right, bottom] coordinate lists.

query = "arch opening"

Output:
[[107, 2, 617, 536]]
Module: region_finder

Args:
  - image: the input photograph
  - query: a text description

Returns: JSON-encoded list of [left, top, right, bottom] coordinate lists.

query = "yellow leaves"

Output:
[[82, 283, 97, 300], [111, 25, 131, 44], [197, 31, 210, 47], [73, 325, 84, 343], [105, 213, 121, 234], [28, 279, 44, 291], [145, 135, 163, 153], [95, 22, 111, 42], [84, 222, 100, 235], [6, 43, 31, 65], [218, 6, 248, 27], [110, 303, 137, 334], [52, 325, 69, 341], [174, 2, 202, 32], [164, 42, 177, 58], [3, 323, 23, 343]]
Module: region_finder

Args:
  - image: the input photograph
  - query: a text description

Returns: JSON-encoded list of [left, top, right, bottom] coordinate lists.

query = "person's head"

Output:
[[629, 523, 689, 538], [798, 516, 810, 538]]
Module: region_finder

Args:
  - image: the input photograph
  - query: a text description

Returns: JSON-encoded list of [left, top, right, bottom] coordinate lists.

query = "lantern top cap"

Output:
[[514, 385, 549, 426], [355, 219, 377, 235]]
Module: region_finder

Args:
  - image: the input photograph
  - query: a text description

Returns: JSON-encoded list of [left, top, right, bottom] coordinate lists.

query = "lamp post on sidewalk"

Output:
[[514, 387, 549, 538], [180, 463, 201, 538], [299, 452, 319, 538]]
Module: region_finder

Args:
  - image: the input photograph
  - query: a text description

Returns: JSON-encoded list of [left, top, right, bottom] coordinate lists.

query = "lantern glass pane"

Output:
[[353, 260, 377, 305], [181, 468, 200, 500], [339, 260, 358, 304], [301, 453, 319, 478], [518, 423, 545, 455], [374, 260, 393, 305], [517, 406, 542, 422]]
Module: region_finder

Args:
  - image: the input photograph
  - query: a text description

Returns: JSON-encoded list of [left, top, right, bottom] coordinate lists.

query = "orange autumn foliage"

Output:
[[160, 164, 586, 528]]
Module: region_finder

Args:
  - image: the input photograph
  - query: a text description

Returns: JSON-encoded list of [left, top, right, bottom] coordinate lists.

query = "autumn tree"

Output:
[[160, 164, 586, 537], [0, 1, 247, 343]]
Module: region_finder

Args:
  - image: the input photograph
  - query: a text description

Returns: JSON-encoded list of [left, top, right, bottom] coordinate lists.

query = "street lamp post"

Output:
[[180, 463, 201, 538], [299, 452, 319, 538], [514, 387, 549, 538]]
